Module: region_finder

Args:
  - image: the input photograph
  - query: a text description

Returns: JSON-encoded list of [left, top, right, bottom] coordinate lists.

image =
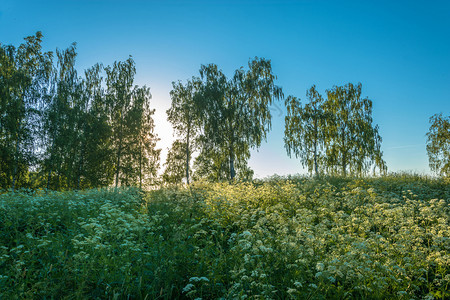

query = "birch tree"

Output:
[[106, 57, 159, 188], [426, 113, 450, 177], [197, 58, 283, 180], [162, 139, 189, 185], [324, 83, 386, 176], [166, 78, 201, 184], [0, 32, 52, 190], [284, 85, 326, 177], [43, 44, 80, 190], [105, 58, 135, 188]]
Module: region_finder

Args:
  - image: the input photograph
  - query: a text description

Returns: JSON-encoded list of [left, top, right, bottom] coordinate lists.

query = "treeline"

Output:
[[0, 32, 159, 191], [162, 68, 387, 184], [162, 66, 449, 182], [1, 32, 448, 190]]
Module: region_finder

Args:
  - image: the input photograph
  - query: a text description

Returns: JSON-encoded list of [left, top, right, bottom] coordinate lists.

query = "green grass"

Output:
[[0, 175, 449, 299]]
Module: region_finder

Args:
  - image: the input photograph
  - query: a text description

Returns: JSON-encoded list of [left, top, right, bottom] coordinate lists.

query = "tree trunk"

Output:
[[69, 151, 77, 190], [11, 163, 18, 192], [115, 117, 124, 189], [56, 172, 60, 191], [185, 124, 190, 185], [115, 142, 122, 188], [75, 130, 86, 190], [229, 148, 236, 180], [341, 127, 347, 177], [313, 118, 320, 177], [139, 137, 142, 190], [313, 140, 318, 177], [76, 147, 84, 190], [342, 151, 347, 177], [46, 127, 58, 191], [11, 138, 20, 192], [46, 169, 52, 192]]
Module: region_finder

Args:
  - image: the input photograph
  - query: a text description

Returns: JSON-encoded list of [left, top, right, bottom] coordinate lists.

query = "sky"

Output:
[[1, 0, 449, 178]]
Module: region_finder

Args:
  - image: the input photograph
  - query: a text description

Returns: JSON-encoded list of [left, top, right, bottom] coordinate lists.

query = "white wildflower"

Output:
[[316, 262, 324, 271], [287, 288, 297, 294], [182, 283, 194, 293]]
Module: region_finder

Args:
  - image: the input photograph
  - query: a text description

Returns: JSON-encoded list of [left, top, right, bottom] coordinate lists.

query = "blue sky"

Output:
[[1, 0, 449, 177]]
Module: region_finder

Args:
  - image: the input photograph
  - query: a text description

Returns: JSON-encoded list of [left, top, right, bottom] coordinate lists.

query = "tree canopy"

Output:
[[324, 83, 386, 176], [285, 83, 386, 177], [0, 33, 160, 190], [284, 85, 326, 176], [0, 31, 52, 190], [166, 78, 202, 184], [194, 58, 283, 180], [426, 113, 450, 177], [3, 32, 448, 190]]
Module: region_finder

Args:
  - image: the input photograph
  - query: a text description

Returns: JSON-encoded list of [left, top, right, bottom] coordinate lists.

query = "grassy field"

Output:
[[0, 175, 449, 299]]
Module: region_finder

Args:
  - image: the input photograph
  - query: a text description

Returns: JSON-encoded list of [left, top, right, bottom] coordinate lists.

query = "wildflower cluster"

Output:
[[0, 175, 448, 299]]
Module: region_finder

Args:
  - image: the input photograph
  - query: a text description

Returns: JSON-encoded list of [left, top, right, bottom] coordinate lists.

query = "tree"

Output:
[[162, 139, 189, 185], [192, 141, 254, 182], [197, 57, 283, 180], [105, 58, 136, 188], [284, 85, 326, 177], [43, 43, 81, 190], [426, 113, 449, 177], [324, 83, 386, 176], [166, 79, 202, 184], [105, 57, 160, 188], [123, 85, 160, 188], [1, 33, 160, 190], [0, 32, 53, 190], [77, 63, 114, 188], [0, 43, 17, 188]]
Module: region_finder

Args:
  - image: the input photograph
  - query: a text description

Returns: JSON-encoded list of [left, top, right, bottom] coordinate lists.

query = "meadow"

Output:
[[0, 174, 449, 299]]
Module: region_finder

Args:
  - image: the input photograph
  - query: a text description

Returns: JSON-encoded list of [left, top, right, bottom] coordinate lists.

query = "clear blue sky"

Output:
[[1, 0, 449, 177]]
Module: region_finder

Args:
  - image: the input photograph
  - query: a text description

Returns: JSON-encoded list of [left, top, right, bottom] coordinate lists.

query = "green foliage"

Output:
[[427, 113, 450, 177], [195, 58, 282, 181], [166, 79, 202, 184], [1, 175, 448, 299], [43, 43, 85, 190], [285, 85, 326, 176], [193, 135, 254, 182], [1, 34, 160, 190], [105, 57, 136, 188], [78, 63, 115, 188], [285, 83, 386, 177], [0, 32, 53, 190], [165, 58, 281, 184], [105, 58, 160, 188], [162, 139, 189, 185], [324, 83, 386, 176]]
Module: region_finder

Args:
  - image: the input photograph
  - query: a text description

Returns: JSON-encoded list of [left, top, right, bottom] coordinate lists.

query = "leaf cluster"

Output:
[[285, 83, 386, 177], [426, 113, 450, 177]]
